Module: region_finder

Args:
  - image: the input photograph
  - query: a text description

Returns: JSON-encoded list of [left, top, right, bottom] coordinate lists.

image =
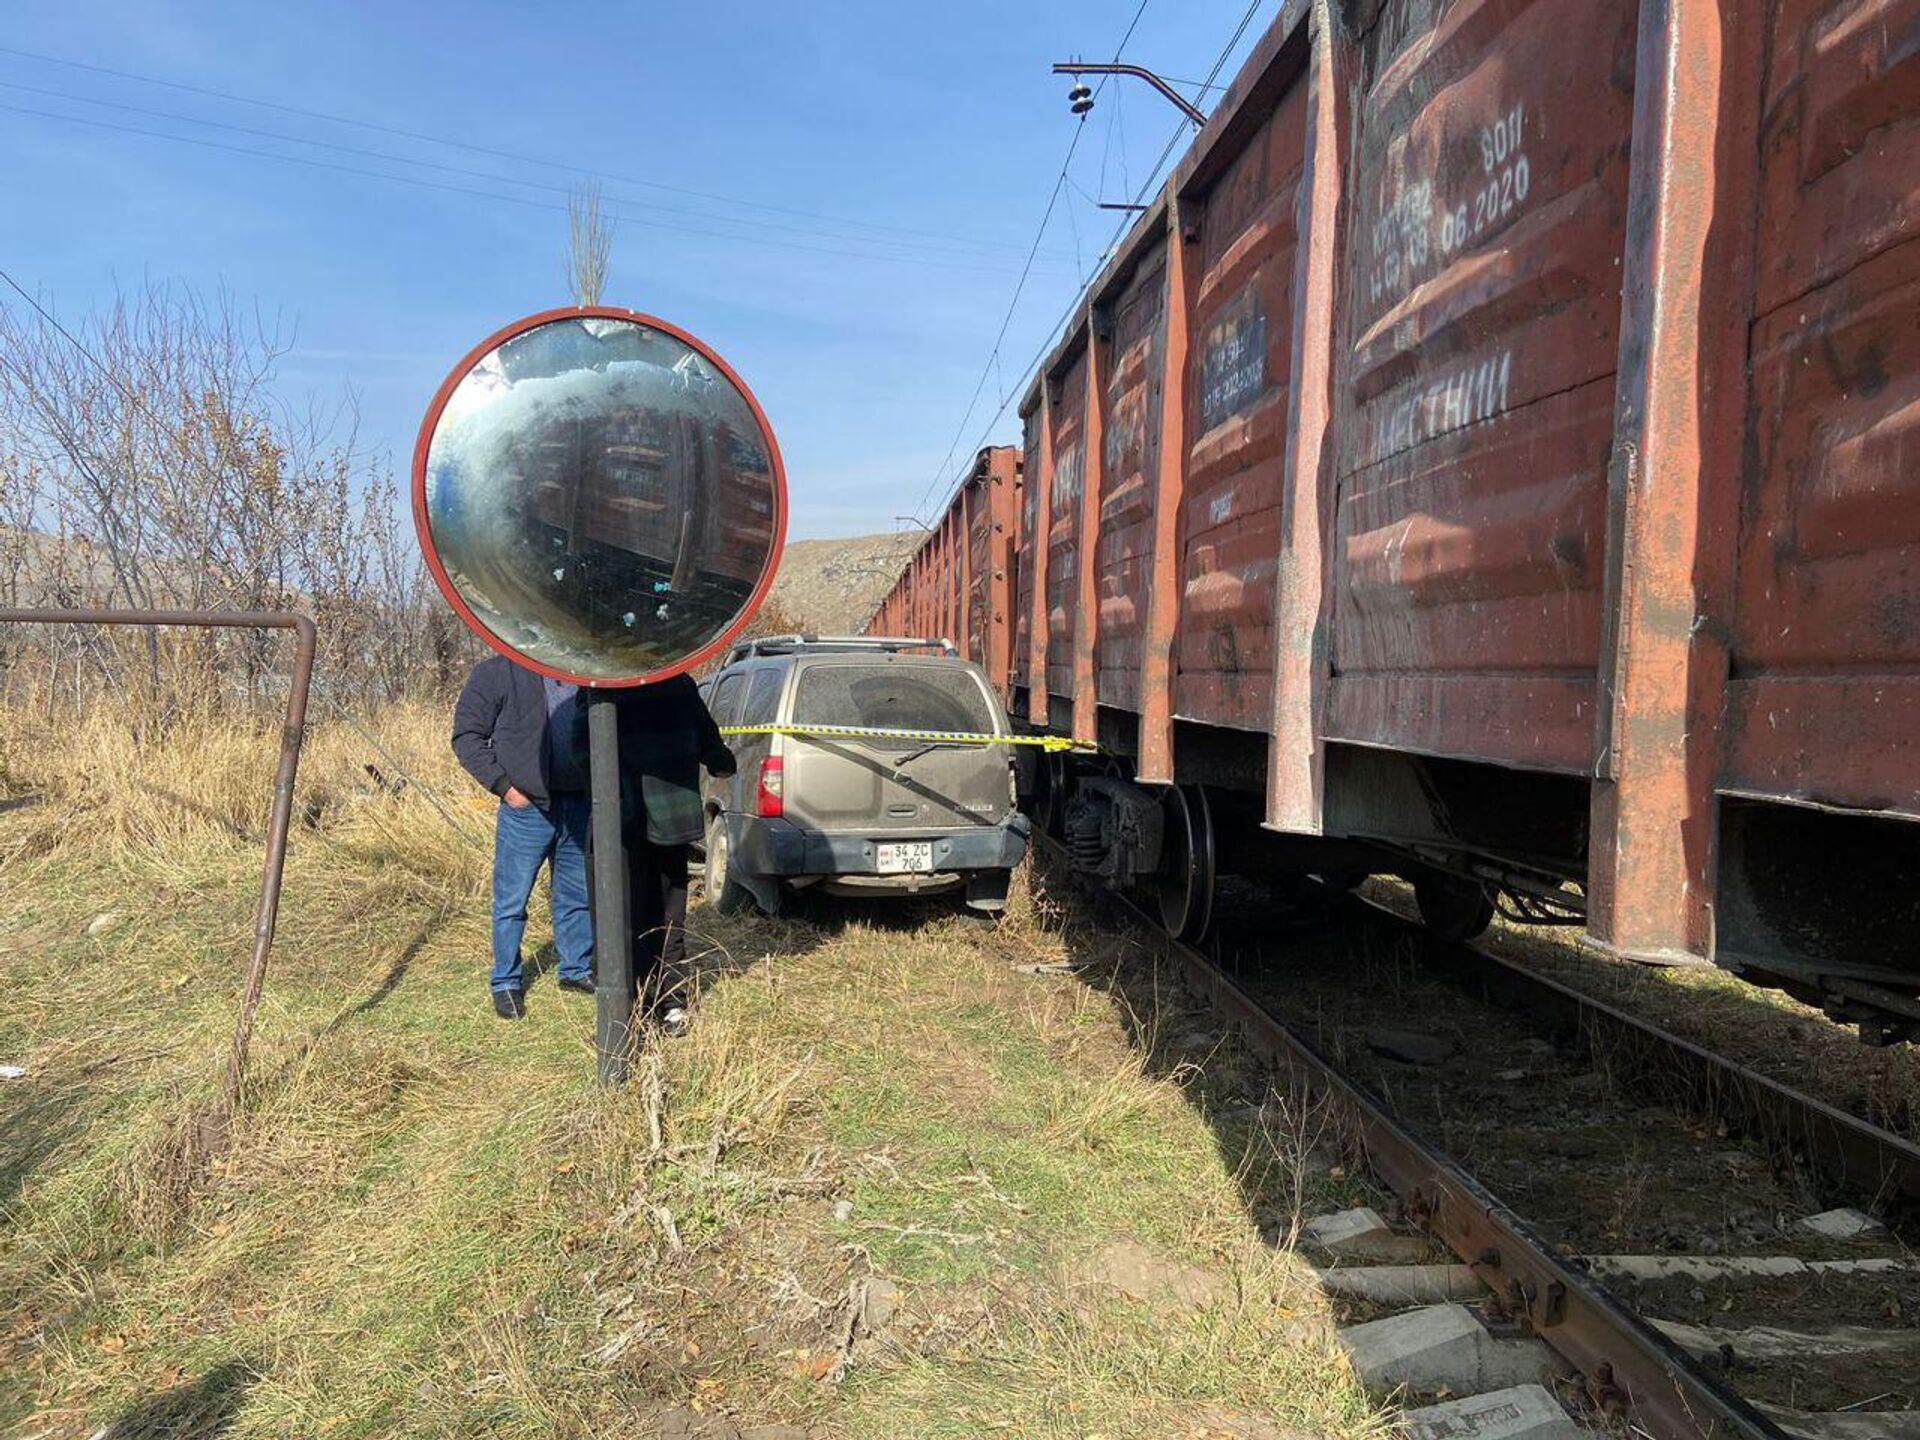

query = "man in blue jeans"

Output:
[[452, 654, 595, 1019]]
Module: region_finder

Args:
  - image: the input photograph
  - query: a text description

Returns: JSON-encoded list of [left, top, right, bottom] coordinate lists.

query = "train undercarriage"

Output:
[[1022, 709, 1920, 1049]]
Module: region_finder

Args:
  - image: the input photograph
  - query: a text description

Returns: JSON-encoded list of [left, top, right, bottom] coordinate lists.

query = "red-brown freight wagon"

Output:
[[864, 446, 1020, 679], [877, 0, 1920, 1041], [524, 411, 777, 597]]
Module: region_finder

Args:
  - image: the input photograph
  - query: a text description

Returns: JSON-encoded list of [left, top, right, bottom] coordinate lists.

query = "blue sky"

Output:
[[1, 2, 1271, 540]]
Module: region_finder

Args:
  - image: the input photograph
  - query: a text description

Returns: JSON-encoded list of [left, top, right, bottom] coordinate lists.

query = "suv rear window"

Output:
[[792, 664, 995, 743]]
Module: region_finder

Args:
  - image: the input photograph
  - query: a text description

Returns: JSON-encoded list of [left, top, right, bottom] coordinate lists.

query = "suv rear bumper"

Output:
[[732, 813, 1030, 879]]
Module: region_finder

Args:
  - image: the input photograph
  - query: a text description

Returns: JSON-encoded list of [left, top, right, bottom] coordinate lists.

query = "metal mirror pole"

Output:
[[588, 694, 634, 1085]]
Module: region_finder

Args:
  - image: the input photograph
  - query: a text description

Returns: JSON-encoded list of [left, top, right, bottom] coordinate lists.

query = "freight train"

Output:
[[868, 0, 1920, 1043]]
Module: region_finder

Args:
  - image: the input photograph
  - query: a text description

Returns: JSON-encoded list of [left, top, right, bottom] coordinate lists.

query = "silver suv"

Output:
[[698, 636, 1030, 915]]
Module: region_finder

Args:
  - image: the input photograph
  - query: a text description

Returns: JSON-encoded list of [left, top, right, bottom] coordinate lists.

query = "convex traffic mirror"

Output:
[[413, 308, 786, 685]]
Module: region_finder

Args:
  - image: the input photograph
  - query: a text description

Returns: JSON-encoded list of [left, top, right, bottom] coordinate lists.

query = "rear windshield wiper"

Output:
[[893, 739, 975, 765]]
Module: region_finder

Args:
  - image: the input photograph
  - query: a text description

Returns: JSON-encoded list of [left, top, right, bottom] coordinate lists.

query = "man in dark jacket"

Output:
[[614, 673, 735, 1028], [452, 654, 594, 1018]]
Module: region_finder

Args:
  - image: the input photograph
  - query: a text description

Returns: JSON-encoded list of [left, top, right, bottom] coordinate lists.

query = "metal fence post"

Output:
[[0, 607, 315, 1107]]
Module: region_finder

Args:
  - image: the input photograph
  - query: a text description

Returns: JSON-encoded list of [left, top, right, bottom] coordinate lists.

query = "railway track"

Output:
[[1035, 838, 1920, 1440]]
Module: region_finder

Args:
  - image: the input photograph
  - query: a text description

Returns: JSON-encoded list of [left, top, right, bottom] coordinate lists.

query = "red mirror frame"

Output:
[[411, 305, 788, 687]]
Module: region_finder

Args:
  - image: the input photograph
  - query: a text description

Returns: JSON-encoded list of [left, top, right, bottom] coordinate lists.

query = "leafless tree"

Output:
[[566, 180, 615, 306], [0, 281, 471, 714]]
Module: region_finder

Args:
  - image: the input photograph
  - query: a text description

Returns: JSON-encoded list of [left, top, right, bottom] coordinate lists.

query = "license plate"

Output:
[[876, 841, 934, 874]]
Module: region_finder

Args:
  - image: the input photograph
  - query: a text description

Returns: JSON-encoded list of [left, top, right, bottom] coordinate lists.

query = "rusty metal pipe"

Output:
[[1050, 62, 1208, 128], [0, 606, 317, 1105]]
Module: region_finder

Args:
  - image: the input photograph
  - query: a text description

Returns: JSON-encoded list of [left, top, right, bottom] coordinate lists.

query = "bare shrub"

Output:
[[0, 281, 469, 713]]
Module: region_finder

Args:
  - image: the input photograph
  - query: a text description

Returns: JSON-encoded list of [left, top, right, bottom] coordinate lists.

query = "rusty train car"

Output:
[[869, 445, 1021, 682], [527, 410, 777, 596], [867, 0, 1920, 1041]]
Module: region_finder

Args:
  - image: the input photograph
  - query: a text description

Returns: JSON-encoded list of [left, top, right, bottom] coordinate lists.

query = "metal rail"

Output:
[[1036, 837, 1784, 1440], [0, 607, 316, 1106], [1347, 893, 1920, 1209]]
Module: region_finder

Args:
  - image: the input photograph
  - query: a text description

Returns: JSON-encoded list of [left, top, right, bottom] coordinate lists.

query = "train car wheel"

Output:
[[1032, 753, 1069, 838], [1413, 872, 1494, 942], [1157, 784, 1217, 943]]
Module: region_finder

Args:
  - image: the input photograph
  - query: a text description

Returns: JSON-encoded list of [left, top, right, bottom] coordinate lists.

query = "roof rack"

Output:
[[723, 634, 957, 664]]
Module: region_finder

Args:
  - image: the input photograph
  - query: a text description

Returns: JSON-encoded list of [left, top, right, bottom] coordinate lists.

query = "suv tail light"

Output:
[[756, 755, 784, 818]]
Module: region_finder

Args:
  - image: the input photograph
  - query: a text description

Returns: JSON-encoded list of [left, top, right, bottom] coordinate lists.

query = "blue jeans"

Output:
[[490, 794, 593, 993]]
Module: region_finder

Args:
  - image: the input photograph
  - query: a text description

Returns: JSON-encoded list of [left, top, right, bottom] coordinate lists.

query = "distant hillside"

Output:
[[764, 531, 916, 636], [6, 523, 920, 646], [0, 527, 195, 607]]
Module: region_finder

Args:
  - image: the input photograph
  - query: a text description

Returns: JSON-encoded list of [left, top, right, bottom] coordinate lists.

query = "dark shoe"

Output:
[[492, 988, 526, 1020], [557, 974, 594, 996]]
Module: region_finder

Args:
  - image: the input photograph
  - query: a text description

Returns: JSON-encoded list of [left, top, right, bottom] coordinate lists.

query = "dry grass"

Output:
[[0, 703, 1386, 1439]]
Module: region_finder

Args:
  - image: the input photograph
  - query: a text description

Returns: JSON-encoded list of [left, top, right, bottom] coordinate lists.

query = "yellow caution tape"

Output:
[[719, 722, 1093, 753]]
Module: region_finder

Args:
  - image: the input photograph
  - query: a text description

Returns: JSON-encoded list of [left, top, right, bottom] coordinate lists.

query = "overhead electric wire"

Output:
[[2, 256, 494, 841], [905, 116, 1093, 522], [0, 76, 1068, 268], [0, 264, 128, 401], [1063, 169, 1088, 287], [0, 259, 344, 567], [907, 0, 1154, 523], [1155, 74, 1232, 92], [0, 263, 177, 608], [0, 43, 1047, 258], [1063, 173, 1104, 211], [0, 261, 224, 484], [0, 100, 1077, 279], [912, 0, 1266, 527]]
